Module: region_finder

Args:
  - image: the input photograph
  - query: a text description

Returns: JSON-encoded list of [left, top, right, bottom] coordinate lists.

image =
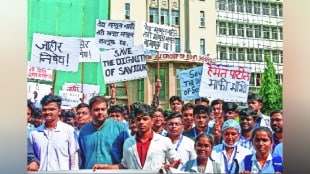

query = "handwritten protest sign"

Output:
[[27, 61, 53, 81], [30, 33, 80, 72], [179, 66, 203, 101], [199, 63, 252, 102], [59, 90, 83, 108], [79, 38, 100, 62], [27, 82, 52, 101], [101, 45, 148, 84], [142, 22, 176, 52], [62, 83, 100, 104], [95, 19, 135, 49]]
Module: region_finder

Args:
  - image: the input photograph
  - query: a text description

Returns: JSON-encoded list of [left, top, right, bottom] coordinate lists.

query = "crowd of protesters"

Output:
[[26, 88, 283, 173]]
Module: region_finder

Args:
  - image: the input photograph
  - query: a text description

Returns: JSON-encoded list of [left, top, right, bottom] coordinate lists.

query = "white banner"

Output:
[[79, 38, 101, 62], [27, 82, 52, 102], [101, 45, 148, 84], [27, 61, 53, 81], [142, 22, 176, 52], [30, 33, 80, 72], [62, 83, 100, 104], [59, 90, 83, 108], [95, 19, 135, 49], [199, 63, 251, 102]]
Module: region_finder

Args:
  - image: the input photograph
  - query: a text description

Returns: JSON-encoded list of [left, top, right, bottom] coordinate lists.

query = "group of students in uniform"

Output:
[[26, 92, 283, 173]]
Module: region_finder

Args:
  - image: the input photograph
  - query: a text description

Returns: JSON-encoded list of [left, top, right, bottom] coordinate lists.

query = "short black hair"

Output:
[[76, 103, 89, 111], [40, 95, 62, 108], [195, 97, 209, 104], [248, 93, 263, 103], [193, 105, 210, 116], [222, 102, 238, 112], [108, 105, 125, 115], [132, 103, 154, 118], [169, 96, 183, 105], [166, 111, 183, 121]]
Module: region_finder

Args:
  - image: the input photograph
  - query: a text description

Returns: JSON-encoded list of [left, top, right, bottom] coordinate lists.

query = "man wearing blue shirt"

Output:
[[78, 96, 129, 169]]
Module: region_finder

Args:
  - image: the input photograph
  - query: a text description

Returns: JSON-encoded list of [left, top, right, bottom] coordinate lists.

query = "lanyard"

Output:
[[223, 146, 238, 174], [175, 134, 183, 151], [194, 127, 210, 137]]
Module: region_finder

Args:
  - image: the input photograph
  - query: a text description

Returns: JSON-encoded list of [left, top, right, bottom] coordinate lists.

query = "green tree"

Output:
[[259, 55, 283, 115]]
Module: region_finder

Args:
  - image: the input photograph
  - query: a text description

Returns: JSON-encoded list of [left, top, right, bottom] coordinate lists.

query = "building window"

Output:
[[254, 25, 261, 38], [276, 74, 283, 84], [246, 24, 253, 38], [250, 73, 255, 86], [137, 79, 144, 102], [219, 22, 227, 35], [228, 0, 235, 12], [220, 46, 227, 60], [237, 0, 244, 13], [228, 23, 236, 36], [256, 49, 263, 62], [271, 27, 278, 40], [245, 1, 252, 13], [125, 3, 130, 19], [200, 39, 205, 55], [280, 51, 283, 63], [247, 48, 254, 62], [262, 3, 270, 15], [200, 11, 205, 27], [270, 4, 277, 16], [279, 4, 283, 17], [238, 48, 245, 61], [256, 73, 261, 86], [237, 24, 244, 37], [149, 8, 158, 24], [229, 47, 237, 60], [175, 38, 180, 52], [254, 1, 261, 14], [161, 9, 169, 25], [155, 68, 166, 101], [171, 10, 180, 26], [272, 50, 280, 63], [279, 27, 283, 40], [218, 0, 226, 10], [263, 26, 270, 39]]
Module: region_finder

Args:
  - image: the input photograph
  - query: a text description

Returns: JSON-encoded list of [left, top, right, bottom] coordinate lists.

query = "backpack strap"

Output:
[[272, 155, 283, 173], [243, 154, 253, 172]]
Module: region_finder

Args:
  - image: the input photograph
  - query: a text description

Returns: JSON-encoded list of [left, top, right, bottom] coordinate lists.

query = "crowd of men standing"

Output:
[[26, 92, 283, 173]]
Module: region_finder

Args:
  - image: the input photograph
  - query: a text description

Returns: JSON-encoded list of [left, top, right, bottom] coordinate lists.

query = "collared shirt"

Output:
[[273, 142, 283, 159], [254, 113, 271, 130], [272, 133, 282, 152], [136, 132, 153, 167], [170, 135, 197, 169], [28, 121, 79, 171], [212, 144, 252, 174], [239, 153, 279, 173], [181, 157, 225, 173], [238, 135, 255, 153], [121, 132, 180, 171], [78, 118, 129, 169]]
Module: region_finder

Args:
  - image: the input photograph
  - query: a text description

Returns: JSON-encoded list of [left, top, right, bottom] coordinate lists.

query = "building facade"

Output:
[[109, 0, 283, 109]]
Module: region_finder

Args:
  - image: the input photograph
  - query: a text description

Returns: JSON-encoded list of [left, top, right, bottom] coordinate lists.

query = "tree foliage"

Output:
[[259, 55, 283, 115]]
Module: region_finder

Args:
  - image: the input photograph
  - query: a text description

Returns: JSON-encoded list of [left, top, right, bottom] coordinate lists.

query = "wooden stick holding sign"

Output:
[[125, 81, 131, 114], [109, 83, 116, 107]]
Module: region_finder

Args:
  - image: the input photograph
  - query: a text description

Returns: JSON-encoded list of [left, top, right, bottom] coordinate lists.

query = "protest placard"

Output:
[[59, 90, 83, 108], [142, 22, 176, 52], [30, 33, 80, 72], [199, 63, 251, 102], [79, 38, 100, 62], [27, 82, 52, 101], [179, 66, 203, 101], [62, 83, 100, 104], [95, 19, 135, 49], [101, 45, 148, 84], [27, 61, 53, 81]]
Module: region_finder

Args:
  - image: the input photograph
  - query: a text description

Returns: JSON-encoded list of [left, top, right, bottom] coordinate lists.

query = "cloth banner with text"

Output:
[[62, 82, 100, 104], [101, 45, 148, 84], [179, 66, 202, 101], [199, 63, 251, 102]]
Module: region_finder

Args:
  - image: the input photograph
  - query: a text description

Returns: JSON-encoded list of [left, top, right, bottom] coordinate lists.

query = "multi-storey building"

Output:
[[109, 0, 283, 109], [215, 0, 283, 93]]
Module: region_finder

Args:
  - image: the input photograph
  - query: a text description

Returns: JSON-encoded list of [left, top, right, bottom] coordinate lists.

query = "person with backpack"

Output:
[[181, 133, 224, 173], [240, 127, 283, 174]]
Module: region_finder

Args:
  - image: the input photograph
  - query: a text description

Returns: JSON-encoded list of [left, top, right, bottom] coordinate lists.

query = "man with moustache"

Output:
[[92, 103, 181, 172], [75, 103, 92, 134], [166, 112, 197, 169], [78, 96, 129, 169], [270, 110, 283, 152], [27, 95, 79, 171], [238, 108, 258, 152], [183, 105, 212, 141]]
